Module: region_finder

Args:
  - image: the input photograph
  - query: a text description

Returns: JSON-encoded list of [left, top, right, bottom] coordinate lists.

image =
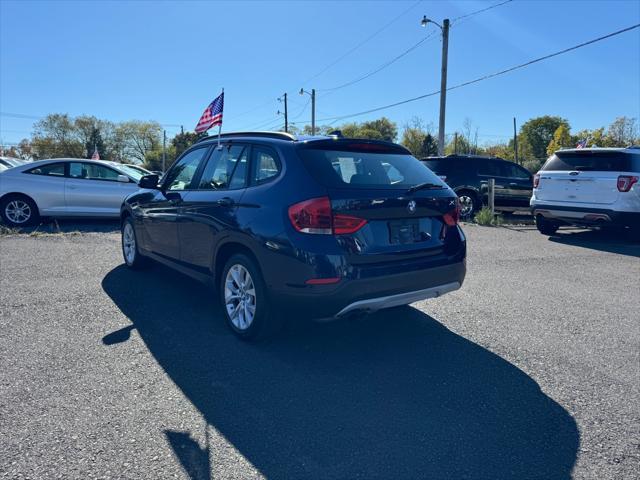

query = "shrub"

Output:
[[474, 207, 504, 226]]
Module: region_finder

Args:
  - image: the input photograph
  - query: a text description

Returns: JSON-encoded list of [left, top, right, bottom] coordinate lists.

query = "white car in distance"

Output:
[[530, 147, 640, 240], [0, 158, 146, 227]]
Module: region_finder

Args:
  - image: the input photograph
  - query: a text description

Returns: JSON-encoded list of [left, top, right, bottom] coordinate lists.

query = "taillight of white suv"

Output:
[[617, 175, 638, 192]]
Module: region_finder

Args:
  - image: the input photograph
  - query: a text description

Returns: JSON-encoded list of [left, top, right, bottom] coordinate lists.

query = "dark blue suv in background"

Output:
[[120, 132, 466, 339]]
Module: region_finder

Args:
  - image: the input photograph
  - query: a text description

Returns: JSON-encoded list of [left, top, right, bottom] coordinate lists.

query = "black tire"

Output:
[[0, 194, 40, 228], [121, 217, 149, 269], [456, 190, 479, 219], [535, 215, 559, 236], [220, 253, 280, 341]]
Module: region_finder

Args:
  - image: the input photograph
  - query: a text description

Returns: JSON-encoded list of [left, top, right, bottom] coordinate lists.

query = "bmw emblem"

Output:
[[407, 200, 417, 214]]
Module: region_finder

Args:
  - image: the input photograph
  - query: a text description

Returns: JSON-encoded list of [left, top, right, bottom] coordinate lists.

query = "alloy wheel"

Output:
[[458, 195, 475, 218], [224, 264, 257, 331], [5, 200, 31, 224], [123, 222, 137, 265]]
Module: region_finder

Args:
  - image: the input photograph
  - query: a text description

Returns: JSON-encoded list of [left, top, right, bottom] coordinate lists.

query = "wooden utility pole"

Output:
[[311, 89, 316, 135], [283, 92, 288, 133], [162, 130, 166, 173], [437, 19, 450, 156], [513, 117, 519, 164]]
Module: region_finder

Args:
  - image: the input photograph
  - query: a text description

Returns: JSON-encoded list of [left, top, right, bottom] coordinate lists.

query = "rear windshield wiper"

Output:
[[407, 182, 444, 194]]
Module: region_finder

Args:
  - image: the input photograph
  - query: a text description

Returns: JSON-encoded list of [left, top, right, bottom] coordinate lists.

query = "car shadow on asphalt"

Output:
[[548, 229, 640, 258], [2, 218, 120, 234], [102, 264, 579, 480]]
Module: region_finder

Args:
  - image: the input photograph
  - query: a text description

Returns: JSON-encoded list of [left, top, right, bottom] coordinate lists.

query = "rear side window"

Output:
[[298, 147, 443, 189], [26, 163, 65, 177], [542, 151, 632, 172], [499, 162, 531, 179], [423, 160, 447, 174], [252, 146, 281, 184]]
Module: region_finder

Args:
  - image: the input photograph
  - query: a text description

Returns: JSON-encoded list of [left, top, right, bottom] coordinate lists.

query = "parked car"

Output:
[[0, 156, 26, 169], [530, 147, 640, 238], [0, 158, 144, 227], [115, 163, 154, 177], [421, 155, 534, 217], [121, 132, 467, 339]]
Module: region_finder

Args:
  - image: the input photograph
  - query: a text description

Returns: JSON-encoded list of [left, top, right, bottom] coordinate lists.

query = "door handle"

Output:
[[216, 197, 235, 207], [509, 182, 518, 186], [68, 185, 77, 190]]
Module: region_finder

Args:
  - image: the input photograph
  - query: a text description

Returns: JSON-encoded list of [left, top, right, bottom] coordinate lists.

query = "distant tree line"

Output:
[[3, 113, 638, 174]]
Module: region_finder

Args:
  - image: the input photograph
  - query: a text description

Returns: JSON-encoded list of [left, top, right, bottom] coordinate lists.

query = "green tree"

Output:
[[484, 142, 514, 161], [74, 115, 111, 158], [605, 116, 638, 146], [115, 120, 162, 164], [518, 116, 569, 162], [444, 133, 472, 155], [422, 133, 438, 156], [335, 117, 398, 141], [31, 114, 84, 158], [401, 117, 432, 157], [546, 124, 572, 156], [172, 131, 203, 159]]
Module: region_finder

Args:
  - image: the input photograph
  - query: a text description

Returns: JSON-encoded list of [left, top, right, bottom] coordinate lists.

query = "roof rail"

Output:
[[195, 131, 296, 144]]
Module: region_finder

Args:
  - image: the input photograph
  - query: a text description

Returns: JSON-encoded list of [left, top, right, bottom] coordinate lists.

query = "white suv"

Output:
[[530, 147, 640, 239]]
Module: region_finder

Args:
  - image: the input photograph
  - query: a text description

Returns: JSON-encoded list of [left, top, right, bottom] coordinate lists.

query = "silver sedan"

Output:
[[0, 158, 146, 227]]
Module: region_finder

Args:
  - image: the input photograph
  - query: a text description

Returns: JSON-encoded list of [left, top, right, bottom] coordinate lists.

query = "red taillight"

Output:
[[533, 174, 540, 188], [288, 196, 367, 235], [333, 214, 367, 235], [442, 199, 460, 227], [617, 175, 638, 192]]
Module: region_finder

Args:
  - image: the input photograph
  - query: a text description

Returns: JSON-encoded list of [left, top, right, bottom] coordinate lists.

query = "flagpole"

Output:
[[217, 88, 224, 148]]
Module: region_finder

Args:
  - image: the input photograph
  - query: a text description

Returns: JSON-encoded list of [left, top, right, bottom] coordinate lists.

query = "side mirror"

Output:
[[138, 174, 160, 189], [117, 174, 130, 183]]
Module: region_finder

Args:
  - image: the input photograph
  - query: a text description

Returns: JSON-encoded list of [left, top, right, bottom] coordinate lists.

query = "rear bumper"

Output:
[[272, 259, 466, 320], [531, 204, 640, 228], [335, 281, 461, 317]]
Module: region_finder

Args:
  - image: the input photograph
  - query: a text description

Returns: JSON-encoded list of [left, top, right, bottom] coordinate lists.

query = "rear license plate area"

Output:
[[389, 219, 421, 244]]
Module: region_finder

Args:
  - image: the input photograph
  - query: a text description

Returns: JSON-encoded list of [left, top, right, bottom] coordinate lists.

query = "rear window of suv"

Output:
[[542, 151, 633, 172], [298, 143, 443, 189]]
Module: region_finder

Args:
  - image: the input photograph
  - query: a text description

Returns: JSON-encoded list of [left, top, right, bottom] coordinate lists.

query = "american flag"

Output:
[[195, 92, 224, 133], [91, 146, 100, 160], [576, 139, 587, 149]]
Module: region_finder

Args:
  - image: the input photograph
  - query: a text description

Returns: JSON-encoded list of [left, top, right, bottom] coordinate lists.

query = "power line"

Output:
[[291, 96, 311, 120], [300, 0, 424, 86], [319, 31, 439, 92], [0, 111, 182, 128], [315, 0, 515, 95], [314, 23, 640, 123], [452, 0, 514, 24]]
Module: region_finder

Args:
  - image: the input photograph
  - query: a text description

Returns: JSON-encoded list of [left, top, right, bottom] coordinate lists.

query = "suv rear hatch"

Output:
[[536, 150, 633, 205], [294, 140, 461, 266]]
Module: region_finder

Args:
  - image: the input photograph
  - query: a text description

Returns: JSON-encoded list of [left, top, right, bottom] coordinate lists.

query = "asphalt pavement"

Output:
[[0, 223, 638, 479]]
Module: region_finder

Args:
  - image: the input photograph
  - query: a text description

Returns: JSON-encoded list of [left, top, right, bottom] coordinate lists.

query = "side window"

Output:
[[69, 162, 120, 181], [252, 146, 281, 184], [26, 163, 65, 177], [198, 145, 248, 190], [478, 159, 500, 177], [164, 148, 208, 191], [501, 163, 531, 179]]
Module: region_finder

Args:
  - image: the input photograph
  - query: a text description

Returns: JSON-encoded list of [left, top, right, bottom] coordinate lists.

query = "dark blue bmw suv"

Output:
[[120, 132, 466, 339]]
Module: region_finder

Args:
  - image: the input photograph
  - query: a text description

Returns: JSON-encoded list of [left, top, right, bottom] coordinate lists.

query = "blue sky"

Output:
[[1, 0, 639, 146]]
